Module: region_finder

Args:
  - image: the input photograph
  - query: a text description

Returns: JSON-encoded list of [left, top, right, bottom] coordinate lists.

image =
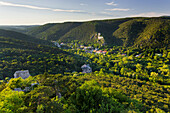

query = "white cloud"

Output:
[[80, 3, 88, 6], [128, 12, 170, 17], [106, 8, 130, 11], [53, 9, 83, 13], [105, 2, 117, 6], [0, 1, 83, 13], [0, 1, 50, 10], [100, 12, 113, 16]]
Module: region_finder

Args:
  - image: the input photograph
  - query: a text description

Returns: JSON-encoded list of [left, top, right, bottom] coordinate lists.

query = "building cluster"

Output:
[[52, 32, 105, 49], [93, 50, 107, 55], [52, 41, 61, 48], [84, 49, 108, 55], [121, 53, 127, 56]]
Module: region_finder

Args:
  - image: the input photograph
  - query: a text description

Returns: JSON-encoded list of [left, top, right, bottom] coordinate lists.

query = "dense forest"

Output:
[[0, 17, 169, 113], [0, 29, 52, 46], [27, 17, 170, 48], [0, 29, 85, 79]]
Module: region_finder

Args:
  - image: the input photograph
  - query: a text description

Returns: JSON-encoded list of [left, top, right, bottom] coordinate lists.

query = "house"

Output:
[[14, 70, 31, 79], [52, 41, 61, 48], [93, 50, 97, 53], [155, 53, 162, 57], [57, 93, 62, 98], [95, 48, 99, 51], [96, 50, 102, 54], [31, 83, 39, 86], [98, 36, 104, 40], [83, 47, 87, 50], [87, 46, 92, 49], [121, 53, 127, 56], [56, 42, 61, 48], [60, 42, 65, 46], [80, 45, 84, 48], [103, 51, 107, 54], [84, 46, 93, 50], [98, 33, 104, 40], [81, 64, 92, 73], [135, 54, 142, 57]]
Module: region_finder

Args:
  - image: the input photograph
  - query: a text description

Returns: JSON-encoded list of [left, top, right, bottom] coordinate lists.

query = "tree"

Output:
[[149, 72, 158, 83], [136, 63, 142, 73], [0, 88, 27, 113], [68, 80, 103, 112], [24, 86, 55, 112]]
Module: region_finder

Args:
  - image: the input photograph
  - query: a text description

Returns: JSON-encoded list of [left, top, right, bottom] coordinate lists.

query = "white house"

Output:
[[135, 53, 142, 57], [155, 53, 162, 56], [56, 42, 61, 48], [60, 43, 65, 46], [98, 33, 104, 40], [52, 41, 61, 48]]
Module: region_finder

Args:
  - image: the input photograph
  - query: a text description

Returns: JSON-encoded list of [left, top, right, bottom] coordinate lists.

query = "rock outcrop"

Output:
[[14, 70, 31, 79], [81, 64, 92, 73], [14, 88, 23, 92]]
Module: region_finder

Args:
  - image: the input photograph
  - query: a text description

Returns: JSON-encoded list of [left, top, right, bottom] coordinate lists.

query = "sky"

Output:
[[0, 0, 170, 25]]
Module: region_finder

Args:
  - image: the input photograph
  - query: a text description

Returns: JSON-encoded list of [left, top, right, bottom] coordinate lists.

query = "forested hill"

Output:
[[0, 25, 38, 34], [27, 17, 170, 48], [27, 22, 83, 41], [113, 17, 170, 48], [0, 30, 85, 79], [0, 18, 170, 113], [0, 29, 52, 46]]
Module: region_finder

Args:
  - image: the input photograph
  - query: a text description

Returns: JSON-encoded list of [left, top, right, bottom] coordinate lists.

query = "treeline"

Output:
[[0, 29, 53, 46], [27, 17, 170, 48]]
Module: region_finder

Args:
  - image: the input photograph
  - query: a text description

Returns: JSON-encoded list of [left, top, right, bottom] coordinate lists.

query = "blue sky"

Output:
[[0, 0, 169, 25]]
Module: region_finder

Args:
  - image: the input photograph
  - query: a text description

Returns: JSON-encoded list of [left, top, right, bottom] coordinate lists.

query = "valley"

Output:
[[0, 17, 169, 113]]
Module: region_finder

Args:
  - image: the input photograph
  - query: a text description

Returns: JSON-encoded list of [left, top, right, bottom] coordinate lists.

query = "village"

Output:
[[52, 33, 109, 55]]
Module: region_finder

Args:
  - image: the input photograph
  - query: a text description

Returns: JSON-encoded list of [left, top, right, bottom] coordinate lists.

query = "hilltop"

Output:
[[0, 29, 52, 47], [27, 17, 170, 48], [0, 25, 39, 33]]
